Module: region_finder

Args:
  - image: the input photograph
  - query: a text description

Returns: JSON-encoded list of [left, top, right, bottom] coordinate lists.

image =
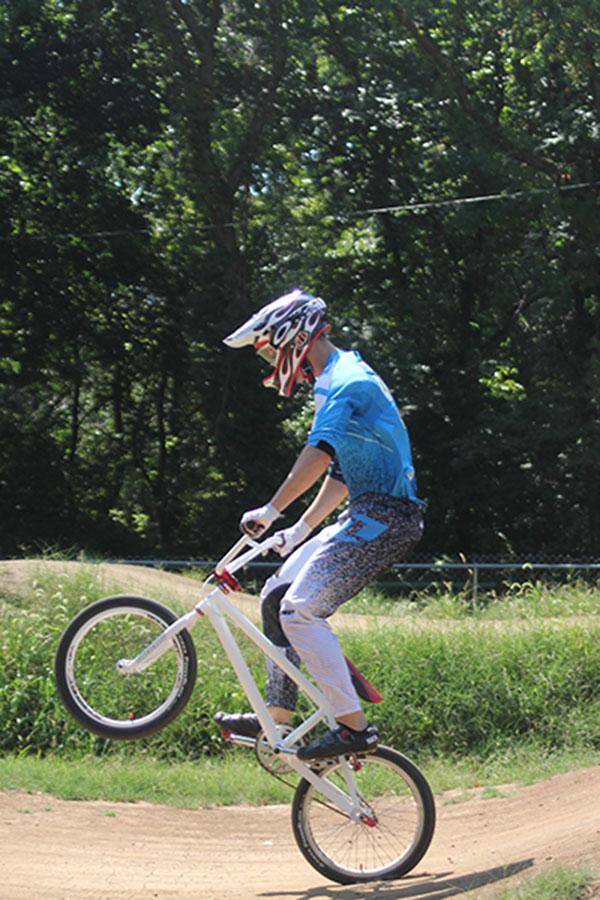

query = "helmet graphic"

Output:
[[223, 289, 329, 397]]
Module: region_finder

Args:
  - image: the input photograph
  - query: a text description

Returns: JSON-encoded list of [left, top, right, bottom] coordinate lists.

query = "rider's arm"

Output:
[[241, 445, 343, 539], [267, 455, 348, 555], [301, 474, 348, 530], [269, 444, 332, 513]]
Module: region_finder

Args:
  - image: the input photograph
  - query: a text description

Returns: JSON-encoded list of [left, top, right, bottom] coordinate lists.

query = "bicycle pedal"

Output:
[[221, 729, 258, 748]]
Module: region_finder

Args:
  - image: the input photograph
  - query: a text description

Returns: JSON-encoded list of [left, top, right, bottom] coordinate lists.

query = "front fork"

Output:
[[117, 609, 200, 674]]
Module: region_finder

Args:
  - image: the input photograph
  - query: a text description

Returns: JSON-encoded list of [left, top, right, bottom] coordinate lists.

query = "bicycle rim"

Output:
[[64, 603, 190, 734], [292, 747, 434, 883]]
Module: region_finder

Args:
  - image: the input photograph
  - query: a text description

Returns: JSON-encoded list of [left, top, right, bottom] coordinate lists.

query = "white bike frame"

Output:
[[119, 533, 371, 820]]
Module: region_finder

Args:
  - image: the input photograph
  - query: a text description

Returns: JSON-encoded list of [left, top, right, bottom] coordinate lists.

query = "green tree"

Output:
[[1, 0, 598, 560]]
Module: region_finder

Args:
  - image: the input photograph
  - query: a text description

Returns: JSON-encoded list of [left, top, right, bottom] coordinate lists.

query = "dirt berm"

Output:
[[2, 560, 600, 898]]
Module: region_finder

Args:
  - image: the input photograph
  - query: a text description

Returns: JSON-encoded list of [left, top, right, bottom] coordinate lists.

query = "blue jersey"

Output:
[[307, 349, 422, 504]]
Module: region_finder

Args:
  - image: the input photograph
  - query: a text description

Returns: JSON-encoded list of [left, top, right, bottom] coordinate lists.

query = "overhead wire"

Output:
[[1, 179, 598, 243]]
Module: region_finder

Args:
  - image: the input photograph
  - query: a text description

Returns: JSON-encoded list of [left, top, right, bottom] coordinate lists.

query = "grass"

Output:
[[3, 561, 600, 772], [484, 865, 597, 899], [427, 744, 600, 796], [344, 577, 600, 620], [0, 752, 291, 807], [1, 742, 599, 808]]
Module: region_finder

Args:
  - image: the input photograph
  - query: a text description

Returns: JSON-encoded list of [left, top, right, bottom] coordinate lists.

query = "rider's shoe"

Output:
[[214, 710, 261, 738], [296, 723, 379, 760]]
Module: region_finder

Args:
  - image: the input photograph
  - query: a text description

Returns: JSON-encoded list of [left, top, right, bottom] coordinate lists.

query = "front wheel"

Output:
[[55, 595, 197, 740], [291, 745, 435, 884]]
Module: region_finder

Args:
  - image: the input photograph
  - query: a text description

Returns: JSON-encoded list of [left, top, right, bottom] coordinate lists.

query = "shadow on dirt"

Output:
[[261, 859, 534, 898]]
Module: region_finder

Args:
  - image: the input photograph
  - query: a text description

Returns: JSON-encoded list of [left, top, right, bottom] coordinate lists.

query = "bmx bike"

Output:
[[55, 532, 435, 884]]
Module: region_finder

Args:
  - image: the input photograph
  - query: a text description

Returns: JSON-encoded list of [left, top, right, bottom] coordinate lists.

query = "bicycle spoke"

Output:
[[292, 747, 435, 883], [55, 596, 197, 740]]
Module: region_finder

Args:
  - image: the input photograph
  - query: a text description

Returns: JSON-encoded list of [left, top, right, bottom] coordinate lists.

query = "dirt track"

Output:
[[2, 766, 600, 899], [2, 561, 600, 898]]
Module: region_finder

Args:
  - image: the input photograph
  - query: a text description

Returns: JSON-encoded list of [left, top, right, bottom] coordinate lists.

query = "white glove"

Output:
[[240, 502, 281, 537], [273, 519, 312, 557]]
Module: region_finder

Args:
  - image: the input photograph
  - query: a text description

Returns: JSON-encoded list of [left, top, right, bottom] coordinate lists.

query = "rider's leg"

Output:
[[215, 535, 328, 736], [281, 494, 424, 758], [279, 597, 363, 719], [214, 579, 295, 735], [260, 530, 339, 720], [262, 582, 296, 725]]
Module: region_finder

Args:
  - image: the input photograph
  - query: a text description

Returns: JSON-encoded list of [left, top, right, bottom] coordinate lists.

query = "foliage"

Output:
[[492, 866, 596, 900], [3, 570, 600, 761], [1, 0, 599, 558], [0, 568, 263, 758], [2, 746, 600, 810]]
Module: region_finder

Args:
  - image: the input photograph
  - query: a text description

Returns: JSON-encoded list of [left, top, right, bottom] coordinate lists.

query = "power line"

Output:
[[1, 179, 597, 243], [346, 179, 600, 217]]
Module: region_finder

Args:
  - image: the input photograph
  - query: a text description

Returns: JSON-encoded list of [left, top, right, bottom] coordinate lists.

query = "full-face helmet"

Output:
[[223, 289, 329, 397]]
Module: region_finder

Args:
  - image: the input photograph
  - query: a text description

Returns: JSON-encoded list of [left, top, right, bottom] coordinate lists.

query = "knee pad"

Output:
[[260, 582, 291, 647], [279, 598, 319, 643]]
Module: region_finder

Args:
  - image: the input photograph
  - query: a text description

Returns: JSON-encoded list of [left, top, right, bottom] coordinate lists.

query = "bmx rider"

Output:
[[215, 289, 424, 760]]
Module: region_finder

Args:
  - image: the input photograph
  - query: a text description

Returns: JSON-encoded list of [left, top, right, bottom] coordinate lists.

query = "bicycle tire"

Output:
[[291, 745, 435, 884], [55, 595, 197, 740]]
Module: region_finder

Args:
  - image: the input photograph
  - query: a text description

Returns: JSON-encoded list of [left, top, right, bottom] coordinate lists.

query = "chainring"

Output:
[[254, 725, 303, 776]]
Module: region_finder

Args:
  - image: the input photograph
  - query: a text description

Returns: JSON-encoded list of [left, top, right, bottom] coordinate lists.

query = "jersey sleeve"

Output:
[[306, 380, 363, 452], [315, 439, 335, 458], [313, 439, 345, 483], [327, 455, 345, 484]]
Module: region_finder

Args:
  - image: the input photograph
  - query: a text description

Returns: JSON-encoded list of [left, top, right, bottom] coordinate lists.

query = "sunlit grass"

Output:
[[0, 752, 292, 807], [424, 744, 600, 796], [344, 578, 600, 621], [484, 865, 597, 899], [2, 744, 599, 809], [4, 562, 600, 768]]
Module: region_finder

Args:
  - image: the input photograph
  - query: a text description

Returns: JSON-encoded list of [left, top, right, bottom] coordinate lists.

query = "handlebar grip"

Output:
[[241, 519, 261, 536]]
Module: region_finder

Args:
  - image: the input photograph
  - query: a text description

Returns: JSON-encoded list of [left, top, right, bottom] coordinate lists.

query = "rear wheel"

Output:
[[55, 595, 197, 740], [291, 745, 435, 884]]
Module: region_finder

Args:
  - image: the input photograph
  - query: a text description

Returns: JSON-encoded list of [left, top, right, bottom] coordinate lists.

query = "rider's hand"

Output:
[[273, 519, 312, 557], [240, 502, 281, 537]]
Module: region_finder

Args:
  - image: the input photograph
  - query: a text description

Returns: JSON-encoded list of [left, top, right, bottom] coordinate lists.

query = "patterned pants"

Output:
[[260, 492, 424, 717]]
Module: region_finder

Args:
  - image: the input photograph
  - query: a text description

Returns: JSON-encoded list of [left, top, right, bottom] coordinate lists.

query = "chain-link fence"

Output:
[[100, 555, 600, 602]]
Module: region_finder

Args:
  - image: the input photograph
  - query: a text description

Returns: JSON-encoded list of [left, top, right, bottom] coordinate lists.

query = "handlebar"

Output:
[[213, 533, 283, 577]]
